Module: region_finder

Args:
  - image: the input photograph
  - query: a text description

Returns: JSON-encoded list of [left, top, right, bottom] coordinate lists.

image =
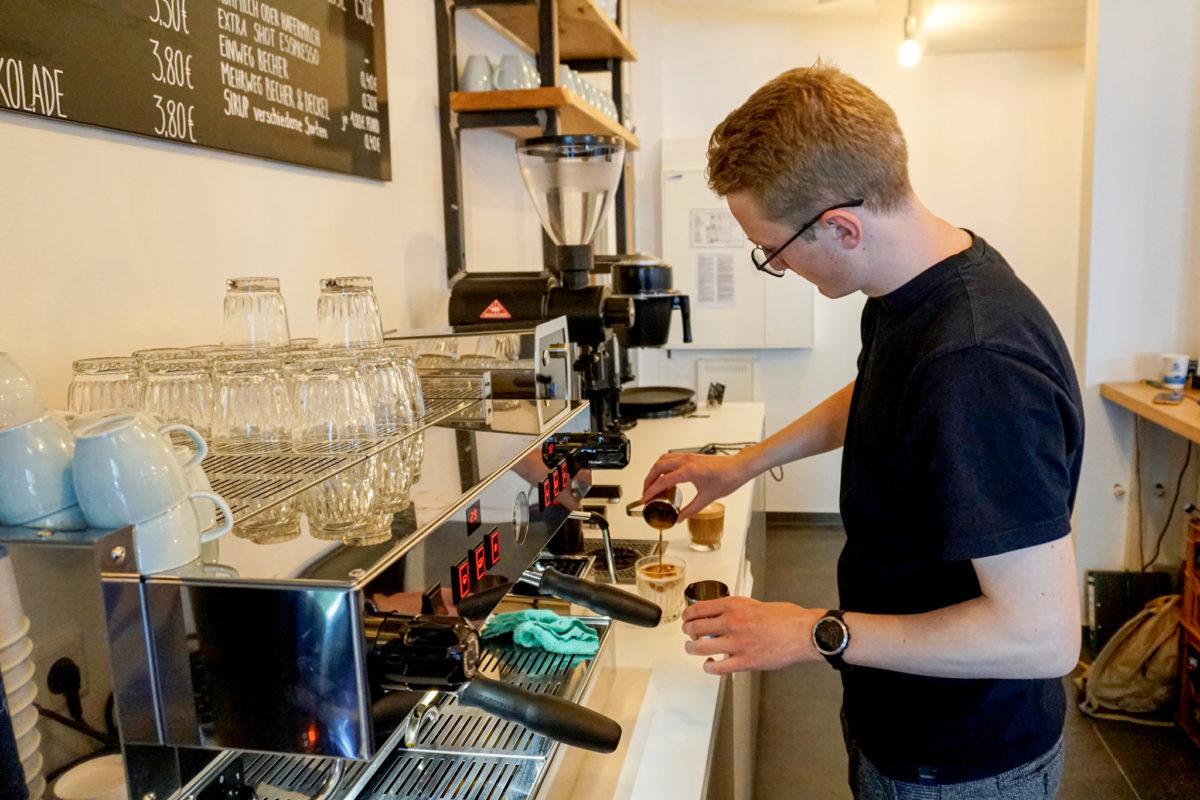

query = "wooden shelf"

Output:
[[1099, 382, 1200, 445], [450, 87, 641, 149], [471, 0, 637, 61]]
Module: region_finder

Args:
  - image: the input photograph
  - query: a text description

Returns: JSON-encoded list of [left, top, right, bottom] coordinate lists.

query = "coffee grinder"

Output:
[[447, 135, 634, 432]]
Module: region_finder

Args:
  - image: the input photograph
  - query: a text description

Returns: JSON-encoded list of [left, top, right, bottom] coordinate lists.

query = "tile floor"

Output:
[[754, 519, 1200, 799]]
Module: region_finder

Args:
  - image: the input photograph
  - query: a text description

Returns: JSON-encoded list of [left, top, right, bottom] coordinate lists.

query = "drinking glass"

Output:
[[635, 553, 687, 622], [290, 355, 388, 541], [360, 349, 415, 513], [132, 347, 202, 377], [387, 346, 426, 482], [222, 277, 291, 349], [141, 358, 215, 438], [316, 276, 384, 348], [211, 356, 290, 452], [67, 357, 143, 414]]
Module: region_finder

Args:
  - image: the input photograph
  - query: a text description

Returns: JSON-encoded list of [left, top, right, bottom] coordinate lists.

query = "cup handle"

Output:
[[188, 491, 233, 543], [201, 562, 240, 578], [160, 423, 208, 468]]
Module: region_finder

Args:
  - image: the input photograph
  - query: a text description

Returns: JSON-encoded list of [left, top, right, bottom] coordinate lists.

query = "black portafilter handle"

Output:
[[536, 567, 662, 628], [458, 674, 621, 753], [542, 431, 631, 471]]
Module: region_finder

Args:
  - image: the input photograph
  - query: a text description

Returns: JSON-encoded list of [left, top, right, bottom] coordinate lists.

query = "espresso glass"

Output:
[[222, 277, 291, 349], [67, 357, 143, 415], [316, 276, 384, 349], [290, 355, 388, 541], [211, 356, 290, 453], [141, 358, 214, 439]]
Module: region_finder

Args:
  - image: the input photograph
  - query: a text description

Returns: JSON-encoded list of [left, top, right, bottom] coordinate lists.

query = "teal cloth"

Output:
[[481, 610, 599, 656]]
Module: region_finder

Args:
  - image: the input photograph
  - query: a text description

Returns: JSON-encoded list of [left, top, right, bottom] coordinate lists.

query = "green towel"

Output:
[[481, 610, 599, 656]]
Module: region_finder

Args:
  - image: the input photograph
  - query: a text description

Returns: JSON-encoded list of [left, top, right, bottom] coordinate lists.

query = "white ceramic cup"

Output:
[[0, 414, 79, 526], [461, 54, 493, 92], [0, 352, 44, 431], [27, 773, 45, 800], [20, 749, 42, 785], [175, 445, 217, 531], [73, 413, 206, 530], [1161, 353, 1189, 392], [53, 753, 127, 800], [10, 702, 37, 739], [494, 55, 525, 90], [133, 490, 233, 574]]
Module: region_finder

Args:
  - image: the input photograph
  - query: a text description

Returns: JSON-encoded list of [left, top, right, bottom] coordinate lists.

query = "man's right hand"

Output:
[[639, 451, 754, 520]]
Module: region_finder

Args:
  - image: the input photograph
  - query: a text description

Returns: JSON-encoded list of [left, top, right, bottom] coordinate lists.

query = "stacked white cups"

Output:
[[0, 353, 87, 531], [1, 546, 43, 799], [72, 413, 233, 574]]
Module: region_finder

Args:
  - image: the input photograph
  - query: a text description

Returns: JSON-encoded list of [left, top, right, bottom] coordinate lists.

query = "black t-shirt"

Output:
[[838, 232, 1084, 783]]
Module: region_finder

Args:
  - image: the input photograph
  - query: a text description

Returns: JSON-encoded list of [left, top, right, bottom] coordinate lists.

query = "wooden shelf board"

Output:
[[1099, 382, 1200, 445], [450, 88, 641, 149], [470, 0, 637, 62]]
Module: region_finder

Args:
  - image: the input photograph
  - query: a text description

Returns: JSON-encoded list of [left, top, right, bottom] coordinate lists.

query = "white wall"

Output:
[[0, 3, 546, 772], [629, 0, 1085, 512], [0, 6, 545, 406], [1072, 0, 1200, 580]]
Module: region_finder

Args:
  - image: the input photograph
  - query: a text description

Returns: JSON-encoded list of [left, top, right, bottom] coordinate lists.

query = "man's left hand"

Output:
[[680, 596, 823, 675]]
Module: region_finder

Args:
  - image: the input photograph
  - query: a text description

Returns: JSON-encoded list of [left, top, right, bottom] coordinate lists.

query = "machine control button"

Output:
[[452, 557, 472, 604], [486, 529, 501, 567], [472, 543, 488, 582]]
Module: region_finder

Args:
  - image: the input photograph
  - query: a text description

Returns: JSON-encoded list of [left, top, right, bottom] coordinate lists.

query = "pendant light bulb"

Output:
[[897, 13, 921, 68]]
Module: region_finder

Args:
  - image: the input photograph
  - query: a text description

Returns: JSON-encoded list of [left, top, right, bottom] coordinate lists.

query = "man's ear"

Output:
[[824, 209, 862, 249]]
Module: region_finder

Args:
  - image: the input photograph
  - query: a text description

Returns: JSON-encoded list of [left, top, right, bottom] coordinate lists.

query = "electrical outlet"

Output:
[[30, 627, 88, 712]]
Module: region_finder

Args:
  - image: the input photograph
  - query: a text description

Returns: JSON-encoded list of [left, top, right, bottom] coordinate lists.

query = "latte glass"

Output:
[[68, 357, 143, 415], [222, 277, 291, 349], [316, 276, 383, 349], [290, 355, 388, 541], [211, 356, 290, 453], [141, 358, 214, 439], [635, 554, 687, 622]]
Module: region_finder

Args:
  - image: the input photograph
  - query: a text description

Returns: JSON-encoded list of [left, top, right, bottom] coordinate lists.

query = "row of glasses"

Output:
[[220, 274, 383, 351]]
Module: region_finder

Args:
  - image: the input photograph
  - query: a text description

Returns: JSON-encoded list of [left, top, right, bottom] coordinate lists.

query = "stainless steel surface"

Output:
[[583, 538, 663, 585], [568, 511, 616, 583], [204, 396, 477, 525], [176, 617, 613, 800]]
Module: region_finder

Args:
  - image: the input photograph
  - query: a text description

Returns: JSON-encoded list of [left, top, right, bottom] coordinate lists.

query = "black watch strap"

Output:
[[813, 609, 851, 671]]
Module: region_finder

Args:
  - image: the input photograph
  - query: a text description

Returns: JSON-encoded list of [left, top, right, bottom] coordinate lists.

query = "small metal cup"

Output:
[[684, 580, 729, 606]]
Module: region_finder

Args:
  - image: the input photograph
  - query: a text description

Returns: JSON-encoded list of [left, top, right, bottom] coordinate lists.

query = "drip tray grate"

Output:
[[581, 538, 662, 585]]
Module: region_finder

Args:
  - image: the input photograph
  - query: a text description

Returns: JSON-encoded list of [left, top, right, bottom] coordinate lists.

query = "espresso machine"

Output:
[[0, 366, 653, 800], [448, 135, 636, 433]]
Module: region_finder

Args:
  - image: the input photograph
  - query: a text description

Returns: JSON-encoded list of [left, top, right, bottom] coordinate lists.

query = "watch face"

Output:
[[814, 616, 847, 655]]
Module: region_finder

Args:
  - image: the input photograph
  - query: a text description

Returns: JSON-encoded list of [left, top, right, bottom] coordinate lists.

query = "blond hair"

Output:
[[707, 63, 911, 224]]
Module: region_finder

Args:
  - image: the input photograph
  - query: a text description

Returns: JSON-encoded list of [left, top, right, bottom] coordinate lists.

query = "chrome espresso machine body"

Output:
[[0, 320, 651, 800]]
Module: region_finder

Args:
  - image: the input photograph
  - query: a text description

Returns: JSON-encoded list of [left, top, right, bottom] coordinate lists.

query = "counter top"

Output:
[[544, 402, 766, 800], [1100, 381, 1200, 444]]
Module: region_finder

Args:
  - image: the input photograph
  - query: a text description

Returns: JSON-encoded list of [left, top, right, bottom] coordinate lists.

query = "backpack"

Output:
[[1077, 594, 1181, 726]]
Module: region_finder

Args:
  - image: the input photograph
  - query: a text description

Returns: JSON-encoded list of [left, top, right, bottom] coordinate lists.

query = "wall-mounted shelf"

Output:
[[1099, 382, 1200, 444], [451, 88, 640, 148], [470, 0, 637, 61]]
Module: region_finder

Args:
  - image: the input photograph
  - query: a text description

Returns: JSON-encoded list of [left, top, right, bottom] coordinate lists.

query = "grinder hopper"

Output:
[[515, 135, 625, 286]]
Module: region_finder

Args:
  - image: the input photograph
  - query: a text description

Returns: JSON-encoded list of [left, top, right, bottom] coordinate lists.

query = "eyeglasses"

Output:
[[750, 199, 865, 277]]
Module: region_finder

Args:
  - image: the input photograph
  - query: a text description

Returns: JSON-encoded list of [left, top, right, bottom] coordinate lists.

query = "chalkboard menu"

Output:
[[0, 0, 390, 180]]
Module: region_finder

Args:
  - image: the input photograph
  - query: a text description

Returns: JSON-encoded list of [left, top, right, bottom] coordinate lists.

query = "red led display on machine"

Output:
[[559, 460, 570, 484], [466, 500, 482, 535], [551, 469, 562, 495], [452, 557, 472, 603], [540, 477, 553, 510], [487, 528, 501, 567], [472, 543, 488, 581]]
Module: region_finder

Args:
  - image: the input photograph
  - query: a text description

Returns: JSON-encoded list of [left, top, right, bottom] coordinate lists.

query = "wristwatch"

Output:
[[812, 609, 851, 670]]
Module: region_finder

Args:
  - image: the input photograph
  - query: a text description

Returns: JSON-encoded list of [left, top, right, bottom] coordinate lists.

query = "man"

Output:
[[640, 64, 1084, 799]]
